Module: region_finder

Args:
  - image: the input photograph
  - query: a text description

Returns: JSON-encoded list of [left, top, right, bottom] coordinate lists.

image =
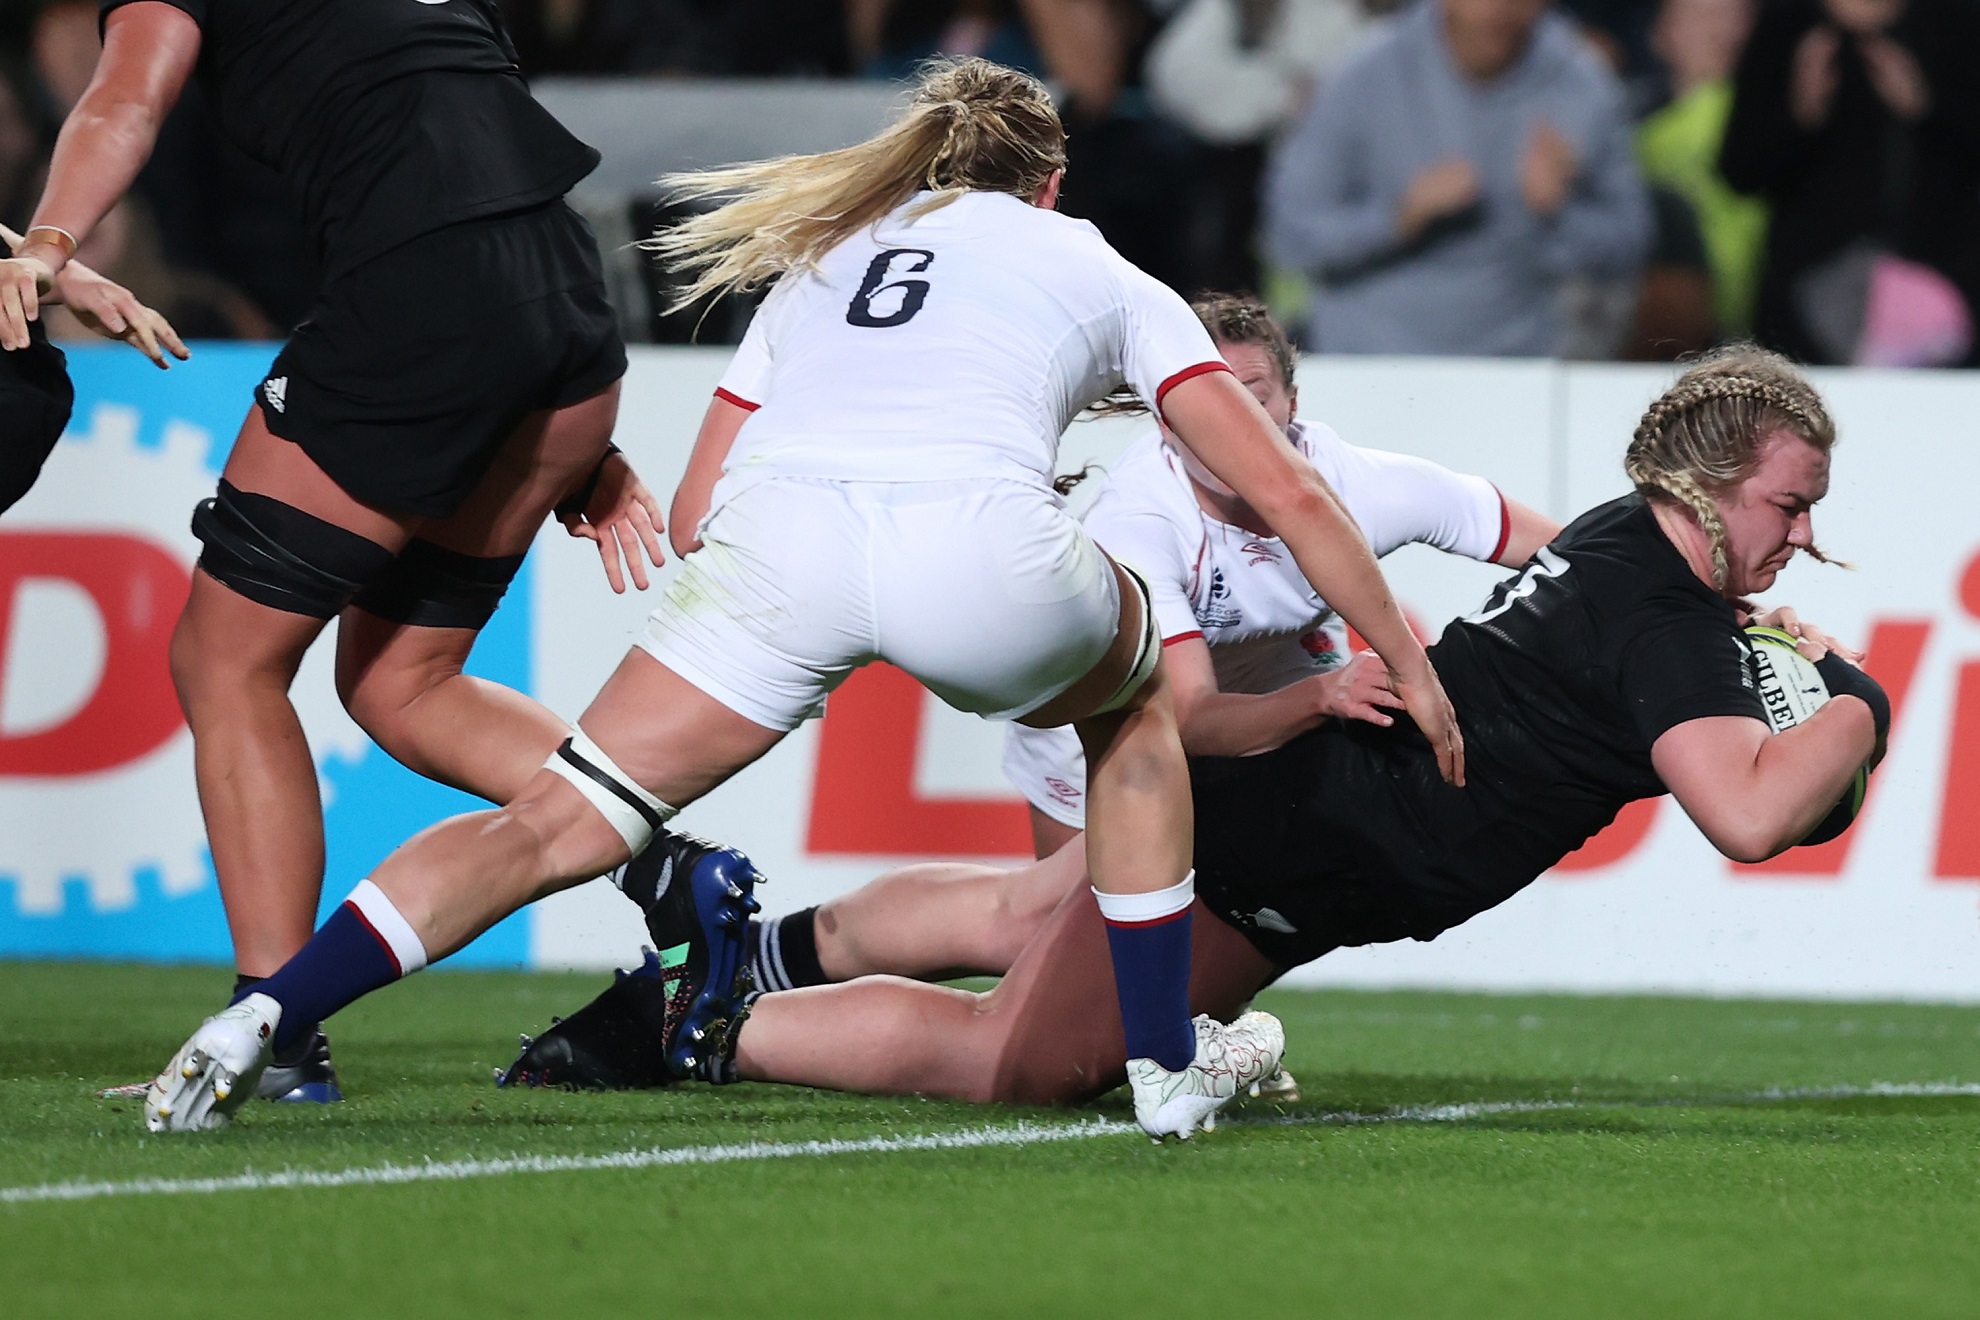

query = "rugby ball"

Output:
[[1745, 625, 1867, 843]]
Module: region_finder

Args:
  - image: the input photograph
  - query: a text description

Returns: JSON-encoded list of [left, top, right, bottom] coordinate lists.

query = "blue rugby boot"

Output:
[[624, 830, 764, 1080], [258, 1025, 344, 1103]]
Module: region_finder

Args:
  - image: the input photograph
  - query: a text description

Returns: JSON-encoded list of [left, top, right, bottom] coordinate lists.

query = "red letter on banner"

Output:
[[0, 531, 190, 776], [1553, 797, 1661, 873], [1737, 617, 1933, 878], [1934, 552, 1980, 879], [807, 663, 1032, 856]]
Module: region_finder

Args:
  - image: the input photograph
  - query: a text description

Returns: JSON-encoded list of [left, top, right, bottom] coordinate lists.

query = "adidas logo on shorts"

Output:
[[262, 376, 288, 414]]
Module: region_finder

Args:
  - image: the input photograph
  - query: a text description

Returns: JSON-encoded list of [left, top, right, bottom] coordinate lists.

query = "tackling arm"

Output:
[[1168, 638, 1403, 757], [1162, 370, 1463, 784]]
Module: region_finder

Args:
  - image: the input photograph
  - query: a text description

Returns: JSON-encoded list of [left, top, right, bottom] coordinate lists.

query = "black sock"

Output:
[[746, 907, 827, 992], [231, 973, 262, 1000]]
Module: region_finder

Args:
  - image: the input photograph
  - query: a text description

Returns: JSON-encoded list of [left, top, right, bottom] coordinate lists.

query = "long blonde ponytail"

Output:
[[647, 58, 1067, 311]]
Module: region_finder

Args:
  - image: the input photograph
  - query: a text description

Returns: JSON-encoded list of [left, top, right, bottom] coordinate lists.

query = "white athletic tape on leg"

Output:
[[348, 879, 430, 976], [1093, 870, 1194, 925], [543, 727, 675, 854], [1093, 564, 1161, 716]]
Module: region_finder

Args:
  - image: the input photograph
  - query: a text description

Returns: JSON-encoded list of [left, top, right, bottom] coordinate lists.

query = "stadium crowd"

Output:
[[2, 0, 1975, 364]]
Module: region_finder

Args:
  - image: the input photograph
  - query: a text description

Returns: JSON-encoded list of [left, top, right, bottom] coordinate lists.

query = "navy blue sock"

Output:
[[239, 901, 410, 1054], [1101, 908, 1195, 1071]]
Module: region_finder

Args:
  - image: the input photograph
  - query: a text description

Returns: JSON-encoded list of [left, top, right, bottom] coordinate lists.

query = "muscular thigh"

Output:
[[983, 888, 1278, 1106]]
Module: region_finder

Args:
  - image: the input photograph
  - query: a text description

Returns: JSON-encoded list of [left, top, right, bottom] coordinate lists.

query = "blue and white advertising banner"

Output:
[[4, 347, 1979, 1000]]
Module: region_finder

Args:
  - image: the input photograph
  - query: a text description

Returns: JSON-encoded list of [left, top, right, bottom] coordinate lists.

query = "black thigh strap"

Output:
[[191, 480, 396, 618], [352, 539, 527, 630]]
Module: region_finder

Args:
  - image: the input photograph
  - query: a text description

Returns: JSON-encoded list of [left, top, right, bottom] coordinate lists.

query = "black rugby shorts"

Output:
[[256, 201, 627, 518], [0, 328, 76, 514]]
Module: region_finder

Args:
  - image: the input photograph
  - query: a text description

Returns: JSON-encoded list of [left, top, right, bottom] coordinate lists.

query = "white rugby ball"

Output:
[[1746, 625, 1830, 733], [1746, 624, 1869, 842]]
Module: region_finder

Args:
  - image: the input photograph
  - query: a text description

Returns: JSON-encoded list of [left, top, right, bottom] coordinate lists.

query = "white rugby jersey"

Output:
[[709, 190, 1226, 505], [1093, 420, 1508, 694], [1004, 421, 1510, 827]]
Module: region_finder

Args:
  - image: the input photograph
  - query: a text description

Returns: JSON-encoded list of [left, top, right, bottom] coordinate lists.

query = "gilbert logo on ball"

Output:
[[1745, 625, 1830, 733]]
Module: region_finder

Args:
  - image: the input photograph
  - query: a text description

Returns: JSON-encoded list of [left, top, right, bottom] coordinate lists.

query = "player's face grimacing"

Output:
[[1219, 340, 1297, 433], [1717, 427, 1830, 597]]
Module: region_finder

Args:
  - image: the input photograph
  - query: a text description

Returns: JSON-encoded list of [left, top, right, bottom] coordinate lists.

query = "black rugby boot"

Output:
[[499, 948, 676, 1090]]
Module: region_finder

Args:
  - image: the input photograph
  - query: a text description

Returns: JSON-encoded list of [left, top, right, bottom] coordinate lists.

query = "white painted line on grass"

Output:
[[6, 1080, 1975, 1206]]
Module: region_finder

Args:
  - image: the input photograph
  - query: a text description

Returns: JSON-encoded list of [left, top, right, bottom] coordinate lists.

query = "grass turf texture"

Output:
[[4, 963, 1979, 1317]]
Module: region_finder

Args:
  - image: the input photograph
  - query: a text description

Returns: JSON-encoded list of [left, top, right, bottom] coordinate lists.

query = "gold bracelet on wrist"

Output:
[[21, 225, 79, 262]]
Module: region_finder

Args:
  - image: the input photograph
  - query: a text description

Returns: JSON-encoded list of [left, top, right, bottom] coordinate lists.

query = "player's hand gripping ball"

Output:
[[1745, 625, 1867, 846]]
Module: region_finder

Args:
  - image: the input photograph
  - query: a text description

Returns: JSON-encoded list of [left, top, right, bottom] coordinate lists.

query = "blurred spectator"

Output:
[[1633, 0, 1766, 343], [850, 0, 1048, 77], [1265, 0, 1650, 355], [851, 0, 1204, 292], [1146, 0, 1372, 290], [1148, 0, 1370, 138], [27, 0, 94, 116], [506, 0, 851, 77], [0, 65, 45, 228], [1720, 0, 1980, 367]]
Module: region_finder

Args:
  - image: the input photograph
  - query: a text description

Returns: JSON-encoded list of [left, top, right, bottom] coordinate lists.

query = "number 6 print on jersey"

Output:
[[847, 249, 935, 327]]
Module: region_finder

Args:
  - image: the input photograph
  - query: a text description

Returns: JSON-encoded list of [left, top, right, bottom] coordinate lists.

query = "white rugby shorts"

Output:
[[1000, 720, 1088, 829], [641, 477, 1120, 731]]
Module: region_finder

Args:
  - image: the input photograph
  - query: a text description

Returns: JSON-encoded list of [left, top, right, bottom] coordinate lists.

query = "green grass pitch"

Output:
[[4, 961, 1979, 1318]]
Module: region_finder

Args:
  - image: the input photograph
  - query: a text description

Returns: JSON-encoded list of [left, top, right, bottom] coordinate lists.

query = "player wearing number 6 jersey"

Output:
[[145, 58, 1461, 1141]]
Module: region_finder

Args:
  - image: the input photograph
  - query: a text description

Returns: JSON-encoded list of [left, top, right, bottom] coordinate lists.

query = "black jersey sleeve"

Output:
[[1613, 589, 1767, 747], [100, 0, 205, 33]]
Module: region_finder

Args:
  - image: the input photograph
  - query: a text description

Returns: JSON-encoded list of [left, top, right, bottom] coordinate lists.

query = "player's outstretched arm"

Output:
[[1168, 639, 1402, 757], [1653, 704, 1877, 863], [0, 3, 199, 349], [0, 224, 189, 367], [1162, 369, 1464, 784]]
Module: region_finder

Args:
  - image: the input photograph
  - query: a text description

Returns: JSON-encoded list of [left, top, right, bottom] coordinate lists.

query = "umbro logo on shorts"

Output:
[[262, 376, 288, 413]]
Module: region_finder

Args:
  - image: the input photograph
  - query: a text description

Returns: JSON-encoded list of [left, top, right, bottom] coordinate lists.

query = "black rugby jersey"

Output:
[[1193, 493, 1770, 954], [99, 0, 599, 274]]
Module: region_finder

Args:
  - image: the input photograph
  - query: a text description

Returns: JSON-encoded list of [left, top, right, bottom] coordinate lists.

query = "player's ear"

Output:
[[1287, 386, 1298, 423], [1033, 169, 1064, 211]]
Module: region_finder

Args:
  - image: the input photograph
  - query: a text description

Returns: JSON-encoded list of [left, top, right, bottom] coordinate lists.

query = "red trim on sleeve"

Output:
[[713, 387, 760, 412], [1153, 360, 1234, 413], [1489, 486, 1512, 563], [1161, 630, 1205, 647]]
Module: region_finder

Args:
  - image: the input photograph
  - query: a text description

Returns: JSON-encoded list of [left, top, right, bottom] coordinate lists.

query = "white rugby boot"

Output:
[[144, 993, 281, 1133], [1249, 1066, 1302, 1103], [1127, 1010, 1285, 1142]]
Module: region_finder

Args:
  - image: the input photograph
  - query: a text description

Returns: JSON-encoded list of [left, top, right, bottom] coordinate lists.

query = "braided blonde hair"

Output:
[[646, 58, 1066, 311], [1624, 345, 1841, 590]]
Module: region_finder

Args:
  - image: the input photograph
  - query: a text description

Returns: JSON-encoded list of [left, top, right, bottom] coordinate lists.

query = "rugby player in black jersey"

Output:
[[0, 0, 665, 1102], [502, 345, 1891, 1107]]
